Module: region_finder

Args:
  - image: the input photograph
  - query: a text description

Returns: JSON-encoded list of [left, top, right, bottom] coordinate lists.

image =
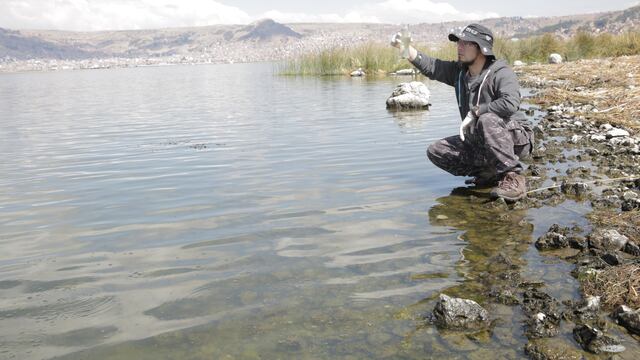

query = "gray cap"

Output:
[[448, 23, 495, 56]]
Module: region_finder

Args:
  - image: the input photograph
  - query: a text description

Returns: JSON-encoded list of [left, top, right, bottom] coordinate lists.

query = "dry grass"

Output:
[[582, 264, 640, 310], [519, 55, 640, 130]]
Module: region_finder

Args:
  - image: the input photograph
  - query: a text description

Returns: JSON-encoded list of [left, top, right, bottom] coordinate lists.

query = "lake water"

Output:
[[0, 62, 605, 359]]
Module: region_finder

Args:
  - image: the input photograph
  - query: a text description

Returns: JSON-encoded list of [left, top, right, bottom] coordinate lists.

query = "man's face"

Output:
[[457, 40, 479, 64]]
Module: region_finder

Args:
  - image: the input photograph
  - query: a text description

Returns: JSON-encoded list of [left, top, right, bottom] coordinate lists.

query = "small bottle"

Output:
[[399, 25, 411, 59]]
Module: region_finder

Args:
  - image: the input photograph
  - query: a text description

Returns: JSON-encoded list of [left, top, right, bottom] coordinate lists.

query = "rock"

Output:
[[622, 191, 638, 201], [394, 68, 416, 75], [386, 81, 431, 110], [535, 231, 568, 250], [525, 338, 583, 360], [560, 181, 589, 196], [568, 236, 587, 250], [601, 251, 624, 266], [622, 198, 640, 211], [569, 135, 582, 144], [569, 296, 601, 321], [548, 53, 563, 64], [350, 68, 365, 77], [431, 294, 490, 330], [572, 324, 625, 354], [606, 128, 630, 138], [526, 312, 559, 339], [623, 241, 640, 256], [590, 134, 607, 142], [588, 229, 629, 251], [489, 287, 520, 305], [522, 289, 562, 324], [612, 305, 640, 335], [600, 123, 613, 131], [514, 60, 525, 66]]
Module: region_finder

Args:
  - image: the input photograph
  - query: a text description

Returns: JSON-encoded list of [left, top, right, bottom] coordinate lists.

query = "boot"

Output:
[[490, 171, 527, 202]]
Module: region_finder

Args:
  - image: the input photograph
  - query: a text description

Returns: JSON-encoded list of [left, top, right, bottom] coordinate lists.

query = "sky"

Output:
[[0, 0, 638, 31]]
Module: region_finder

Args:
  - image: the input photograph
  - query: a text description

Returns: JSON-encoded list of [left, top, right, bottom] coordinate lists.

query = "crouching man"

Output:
[[391, 24, 534, 201]]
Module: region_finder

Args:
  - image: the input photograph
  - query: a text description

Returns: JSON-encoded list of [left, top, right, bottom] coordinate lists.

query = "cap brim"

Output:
[[448, 33, 460, 42]]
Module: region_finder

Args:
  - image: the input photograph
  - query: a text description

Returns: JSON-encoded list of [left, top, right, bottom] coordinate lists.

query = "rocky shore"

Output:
[[423, 55, 640, 358]]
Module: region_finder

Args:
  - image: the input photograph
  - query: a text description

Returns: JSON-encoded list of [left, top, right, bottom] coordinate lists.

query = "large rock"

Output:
[[573, 324, 625, 354], [588, 229, 629, 251], [548, 53, 563, 64], [513, 60, 526, 67], [612, 305, 640, 335], [386, 81, 431, 110], [431, 294, 489, 330], [394, 68, 416, 75]]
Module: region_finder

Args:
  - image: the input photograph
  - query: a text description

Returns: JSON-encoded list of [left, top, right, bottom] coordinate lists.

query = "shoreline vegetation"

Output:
[[278, 31, 640, 76]]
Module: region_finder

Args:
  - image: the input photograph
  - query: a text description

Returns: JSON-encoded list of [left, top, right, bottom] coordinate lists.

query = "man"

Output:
[[391, 24, 533, 202]]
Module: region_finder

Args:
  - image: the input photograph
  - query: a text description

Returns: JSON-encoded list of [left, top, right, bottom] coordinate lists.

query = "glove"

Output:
[[389, 32, 412, 49], [459, 111, 476, 142]]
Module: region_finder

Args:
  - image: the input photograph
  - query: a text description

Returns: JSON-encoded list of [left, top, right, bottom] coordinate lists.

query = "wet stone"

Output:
[[612, 305, 640, 335], [522, 289, 562, 324], [525, 312, 559, 339], [524, 338, 583, 360], [560, 181, 589, 196], [572, 324, 626, 354], [535, 224, 570, 250], [430, 294, 490, 331]]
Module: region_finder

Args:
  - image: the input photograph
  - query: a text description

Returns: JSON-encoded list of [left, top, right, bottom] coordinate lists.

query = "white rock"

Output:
[[513, 60, 525, 66], [386, 81, 431, 110], [606, 128, 630, 138], [600, 123, 613, 131], [574, 121, 583, 127], [570, 135, 582, 143], [350, 68, 365, 77], [590, 134, 607, 142], [548, 53, 563, 64], [394, 68, 416, 75]]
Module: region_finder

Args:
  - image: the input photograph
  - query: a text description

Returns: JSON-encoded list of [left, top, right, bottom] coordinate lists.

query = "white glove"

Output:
[[390, 32, 412, 49], [390, 32, 401, 48], [459, 111, 476, 142]]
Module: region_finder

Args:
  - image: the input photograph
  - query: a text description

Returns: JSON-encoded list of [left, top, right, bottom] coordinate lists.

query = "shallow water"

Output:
[[0, 63, 636, 359]]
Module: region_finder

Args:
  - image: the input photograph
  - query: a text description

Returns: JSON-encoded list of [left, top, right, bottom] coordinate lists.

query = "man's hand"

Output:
[[459, 111, 476, 142], [390, 32, 417, 61]]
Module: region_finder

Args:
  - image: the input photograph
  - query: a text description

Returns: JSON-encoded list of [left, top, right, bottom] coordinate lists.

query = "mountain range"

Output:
[[1, 5, 639, 62]]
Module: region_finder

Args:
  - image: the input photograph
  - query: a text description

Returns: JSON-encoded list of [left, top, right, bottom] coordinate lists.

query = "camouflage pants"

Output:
[[427, 112, 533, 178]]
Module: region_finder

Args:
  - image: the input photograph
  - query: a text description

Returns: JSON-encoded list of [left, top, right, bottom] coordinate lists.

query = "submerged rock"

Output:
[[612, 305, 640, 335], [525, 338, 582, 360], [386, 81, 431, 110], [560, 181, 589, 196], [526, 312, 559, 339], [572, 324, 625, 354], [431, 294, 490, 330], [588, 229, 629, 251]]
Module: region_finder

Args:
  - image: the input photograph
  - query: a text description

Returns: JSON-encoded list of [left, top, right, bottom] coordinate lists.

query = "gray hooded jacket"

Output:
[[410, 51, 530, 128]]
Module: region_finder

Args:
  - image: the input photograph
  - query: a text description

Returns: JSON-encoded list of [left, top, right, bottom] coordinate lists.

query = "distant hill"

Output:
[[1, 5, 639, 62]]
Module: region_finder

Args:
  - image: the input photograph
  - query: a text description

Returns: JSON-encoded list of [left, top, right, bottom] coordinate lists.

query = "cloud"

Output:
[[0, 0, 500, 31], [0, 0, 252, 31], [259, 1, 499, 25]]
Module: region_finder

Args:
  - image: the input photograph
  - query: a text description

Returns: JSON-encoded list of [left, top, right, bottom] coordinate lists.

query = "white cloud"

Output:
[[0, 0, 252, 31], [0, 0, 500, 31]]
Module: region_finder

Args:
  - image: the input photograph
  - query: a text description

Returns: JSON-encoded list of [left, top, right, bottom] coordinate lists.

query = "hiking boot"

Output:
[[490, 172, 527, 202]]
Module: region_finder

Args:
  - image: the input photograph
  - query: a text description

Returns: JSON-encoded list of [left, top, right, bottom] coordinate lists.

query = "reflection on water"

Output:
[[0, 63, 604, 359]]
